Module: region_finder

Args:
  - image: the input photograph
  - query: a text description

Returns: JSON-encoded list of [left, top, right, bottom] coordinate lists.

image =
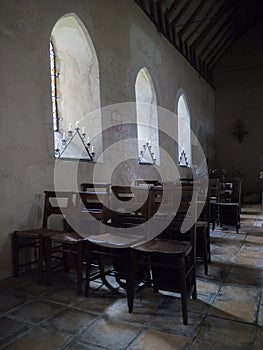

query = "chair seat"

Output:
[[134, 238, 192, 256], [50, 232, 84, 244], [88, 232, 143, 248], [15, 228, 64, 239]]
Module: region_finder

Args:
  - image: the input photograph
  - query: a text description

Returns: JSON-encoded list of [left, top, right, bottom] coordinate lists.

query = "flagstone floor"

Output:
[[0, 205, 262, 349]]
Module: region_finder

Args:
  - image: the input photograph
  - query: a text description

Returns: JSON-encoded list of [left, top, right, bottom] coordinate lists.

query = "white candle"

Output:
[[87, 136, 90, 143], [56, 142, 60, 150], [82, 126, 85, 134], [91, 146, 94, 152], [68, 123, 72, 131], [76, 121, 79, 128], [146, 138, 149, 144], [62, 132, 66, 140]]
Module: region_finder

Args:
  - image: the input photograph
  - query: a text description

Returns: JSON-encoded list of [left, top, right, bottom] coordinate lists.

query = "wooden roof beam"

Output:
[[190, 0, 237, 51], [165, 0, 183, 19], [170, 0, 192, 27], [197, 6, 237, 60], [156, 0, 165, 33], [177, 0, 204, 36], [199, 24, 237, 76], [183, 0, 216, 46]]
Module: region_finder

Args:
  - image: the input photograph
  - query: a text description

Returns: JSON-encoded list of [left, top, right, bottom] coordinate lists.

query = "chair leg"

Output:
[[12, 232, 19, 278], [76, 242, 83, 295], [202, 233, 208, 275], [38, 236, 44, 285], [127, 249, 135, 313], [45, 236, 52, 286], [207, 227, 211, 263], [85, 243, 93, 297], [63, 244, 70, 273], [179, 257, 188, 325]]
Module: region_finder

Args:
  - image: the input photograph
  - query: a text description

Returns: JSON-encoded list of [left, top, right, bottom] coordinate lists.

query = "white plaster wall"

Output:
[[0, 0, 215, 278], [213, 20, 263, 196]]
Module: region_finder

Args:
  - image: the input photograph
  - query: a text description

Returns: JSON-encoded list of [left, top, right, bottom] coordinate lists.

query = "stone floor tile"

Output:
[[197, 262, 230, 281], [208, 299, 257, 323], [233, 255, 263, 268], [226, 267, 263, 286], [7, 300, 65, 324], [105, 298, 157, 325], [0, 316, 30, 347], [149, 300, 204, 337], [257, 305, 263, 326], [196, 279, 221, 298], [79, 317, 141, 350], [44, 286, 84, 305], [73, 295, 119, 315], [224, 233, 246, 242], [15, 281, 50, 297], [0, 277, 31, 292], [127, 329, 190, 350], [252, 327, 263, 350], [0, 292, 29, 312], [42, 307, 97, 335], [197, 316, 256, 348], [246, 235, 263, 244], [2, 326, 71, 350], [190, 338, 250, 350], [217, 283, 260, 303], [63, 340, 109, 349]]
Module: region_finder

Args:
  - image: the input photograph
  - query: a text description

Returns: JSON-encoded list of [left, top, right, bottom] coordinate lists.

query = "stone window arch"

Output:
[[135, 67, 159, 165], [176, 91, 191, 167], [50, 13, 102, 160]]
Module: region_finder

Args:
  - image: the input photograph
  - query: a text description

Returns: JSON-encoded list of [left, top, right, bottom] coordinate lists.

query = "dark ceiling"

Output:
[[134, 0, 263, 85]]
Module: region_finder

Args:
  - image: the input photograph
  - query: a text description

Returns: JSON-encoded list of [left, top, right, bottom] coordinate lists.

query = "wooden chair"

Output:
[[85, 185, 155, 297], [212, 178, 241, 233], [45, 191, 108, 294], [12, 191, 73, 284], [129, 185, 197, 325]]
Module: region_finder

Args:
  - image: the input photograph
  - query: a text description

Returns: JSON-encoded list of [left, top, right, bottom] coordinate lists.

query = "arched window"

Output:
[[177, 93, 191, 167], [50, 13, 102, 160], [135, 68, 159, 165]]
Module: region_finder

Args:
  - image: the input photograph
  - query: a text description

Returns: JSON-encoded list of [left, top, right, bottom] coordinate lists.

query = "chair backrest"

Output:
[[78, 191, 110, 221], [219, 178, 242, 203], [209, 178, 220, 202], [43, 191, 74, 228], [151, 184, 197, 241], [80, 183, 110, 193], [111, 185, 154, 221], [135, 179, 162, 186]]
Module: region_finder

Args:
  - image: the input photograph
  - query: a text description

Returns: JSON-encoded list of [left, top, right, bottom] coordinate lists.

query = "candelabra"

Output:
[[55, 122, 95, 161], [179, 150, 189, 167], [138, 140, 156, 165]]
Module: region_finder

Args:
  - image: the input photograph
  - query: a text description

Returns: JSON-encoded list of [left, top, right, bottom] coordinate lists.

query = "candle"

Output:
[[76, 121, 79, 128], [146, 138, 149, 144], [91, 146, 94, 152], [62, 132, 66, 140], [56, 142, 60, 150], [87, 136, 90, 144], [82, 126, 85, 134], [68, 123, 72, 131]]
